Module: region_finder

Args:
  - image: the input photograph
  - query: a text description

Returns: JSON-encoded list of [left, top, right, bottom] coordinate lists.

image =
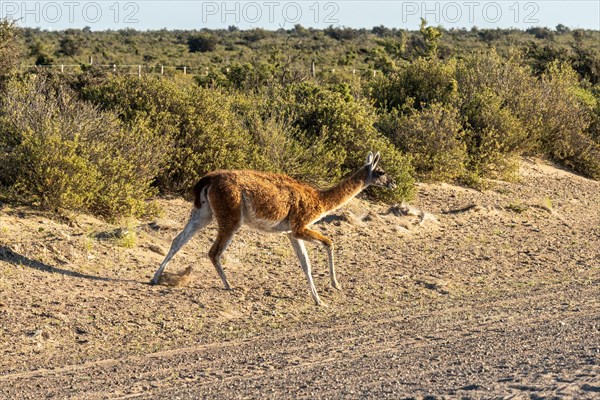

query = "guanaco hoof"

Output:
[[157, 266, 193, 287]]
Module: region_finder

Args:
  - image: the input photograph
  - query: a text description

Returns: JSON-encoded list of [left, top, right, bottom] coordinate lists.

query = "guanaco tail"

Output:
[[150, 152, 396, 305]]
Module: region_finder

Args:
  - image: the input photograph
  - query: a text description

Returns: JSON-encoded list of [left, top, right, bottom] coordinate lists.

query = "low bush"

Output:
[[370, 57, 457, 112], [195, 62, 278, 91], [81, 76, 256, 193], [371, 50, 600, 183], [187, 34, 218, 53], [377, 103, 467, 181], [461, 89, 526, 180], [455, 50, 543, 153], [538, 63, 600, 178], [588, 87, 600, 144], [232, 91, 336, 181], [288, 82, 415, 201], [0, 20, 20, 91], [455, 52, 599, 181], [0, 74, 166, 218]]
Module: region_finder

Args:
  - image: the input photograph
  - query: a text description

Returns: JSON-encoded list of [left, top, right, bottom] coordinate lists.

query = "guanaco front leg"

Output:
[[288, 234, 322, 306], [294, 227, 340, 290]]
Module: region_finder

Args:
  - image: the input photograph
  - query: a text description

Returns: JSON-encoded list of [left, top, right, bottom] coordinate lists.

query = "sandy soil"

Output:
[[0, 158, 599, 398]]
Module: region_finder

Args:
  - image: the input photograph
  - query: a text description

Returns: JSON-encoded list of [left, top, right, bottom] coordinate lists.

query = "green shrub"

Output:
[[187, 33, 218, 53], [243, 28, 270, 43], [455, 50, 543, 152], [324, 26, 364, 41], [456, 53, 600, 180], [238, 101, 344, 185], [58, 31, 82, 57], [461, 89, 527, 180], [0, 74, 166, 218], [588, 86, 600, 144], [455, 51, 545, 181], [571, 30, 600, 85], [288, 82, 415, 201], [4, 125, 101, 211], [81, 76, 256, 193], [526, 26, 554, 40], [196, 62, 278, 91], [418, 18, 443, 58], [0, 19, 20, 90], [377, 103, 467, 181], [368, 47, 399, 75], [538, 63, 600, 178], [370, 57, 458, 112]]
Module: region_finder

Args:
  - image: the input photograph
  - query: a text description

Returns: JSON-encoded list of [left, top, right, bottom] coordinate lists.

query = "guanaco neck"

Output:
[[319, 167, 369, 212]]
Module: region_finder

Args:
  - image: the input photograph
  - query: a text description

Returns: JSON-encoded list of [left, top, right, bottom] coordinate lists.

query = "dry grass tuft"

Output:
[[158, 266, 194, 287]]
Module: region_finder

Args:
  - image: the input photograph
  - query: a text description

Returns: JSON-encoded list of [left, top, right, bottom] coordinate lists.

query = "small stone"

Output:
[[149, 244, 167, 256]]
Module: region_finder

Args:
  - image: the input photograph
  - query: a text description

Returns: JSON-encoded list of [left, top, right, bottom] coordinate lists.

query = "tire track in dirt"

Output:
[[0, 284, 587, 382], [150, 301, 599, 399], [147, 305, 599, 399], [2, 284, 598, 399]]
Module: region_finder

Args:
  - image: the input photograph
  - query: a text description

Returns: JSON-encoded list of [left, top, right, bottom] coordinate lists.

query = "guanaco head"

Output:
[[365, 152, 397, 189]]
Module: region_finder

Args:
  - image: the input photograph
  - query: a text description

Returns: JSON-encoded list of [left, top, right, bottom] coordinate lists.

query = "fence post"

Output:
[[61, 64, 64, 73], [373, 70, 377, 78], [183, 66, 187, 75], [161, 65, 164, 75], [311, 60, 316, 78], [89, 56, 93, 65], [138, 65, 141, 78]]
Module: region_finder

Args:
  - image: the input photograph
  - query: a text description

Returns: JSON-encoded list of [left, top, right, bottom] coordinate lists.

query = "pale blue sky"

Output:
[[2, 1, 599, 31]]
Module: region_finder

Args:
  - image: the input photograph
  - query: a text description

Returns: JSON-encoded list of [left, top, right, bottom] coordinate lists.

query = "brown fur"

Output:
[[194, 167, 369, 235]]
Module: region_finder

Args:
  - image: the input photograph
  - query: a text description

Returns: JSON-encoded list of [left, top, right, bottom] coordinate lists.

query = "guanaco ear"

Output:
[[366, 151, 374, 166], [372, 152, 381, 169]]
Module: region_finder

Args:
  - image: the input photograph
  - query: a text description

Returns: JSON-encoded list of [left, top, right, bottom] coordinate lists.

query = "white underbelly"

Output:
[[244, 215, 291, 233]]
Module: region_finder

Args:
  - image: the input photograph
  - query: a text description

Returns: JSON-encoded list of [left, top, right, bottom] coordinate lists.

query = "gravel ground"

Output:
[[1, 158, 599, 398]]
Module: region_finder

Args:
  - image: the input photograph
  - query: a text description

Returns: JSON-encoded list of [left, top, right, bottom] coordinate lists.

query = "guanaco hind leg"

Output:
[[151, 206, 212, 284], [208, 221, 241, 290]]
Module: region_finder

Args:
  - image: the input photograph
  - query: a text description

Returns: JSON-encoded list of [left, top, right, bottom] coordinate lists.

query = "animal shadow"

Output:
[[0, 245, 133, 283]]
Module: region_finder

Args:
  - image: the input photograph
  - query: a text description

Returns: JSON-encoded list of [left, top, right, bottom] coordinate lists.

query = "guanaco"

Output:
[[151, 152, 396, 305]]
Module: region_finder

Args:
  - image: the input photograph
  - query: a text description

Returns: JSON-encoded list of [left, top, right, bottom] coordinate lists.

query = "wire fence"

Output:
[[21, 64, 201, 76], [20, 63, 382, 78]]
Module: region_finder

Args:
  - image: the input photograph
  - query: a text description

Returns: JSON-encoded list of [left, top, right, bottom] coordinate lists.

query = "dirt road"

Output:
[[1, 285, 599, 399], [1, 159, 599, 398], [155, 288, 600, 399]]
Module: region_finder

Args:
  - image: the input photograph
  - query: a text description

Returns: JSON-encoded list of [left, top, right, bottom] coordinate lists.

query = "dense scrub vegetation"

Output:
[[16, 23, 600, 83], [1, 20, 599, 219]]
